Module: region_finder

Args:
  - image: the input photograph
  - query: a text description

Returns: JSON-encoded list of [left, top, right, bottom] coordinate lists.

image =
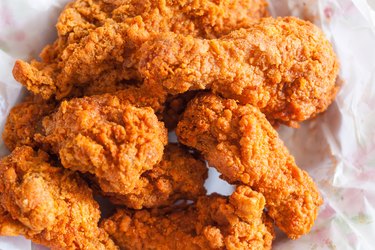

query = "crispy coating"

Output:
[[2, 95, 56, 151], [0, 146, 118, 249], [104, 144, 208, 209], [2, 85, 167, 154], [0, 206, 27, 236], [114, 84, 168, 115], [138, 16, 339, 126], [13, 0, 268, 99], [176, 93, 323, 239], [102, 185, 274, 250], [35, 94, 167, 195]]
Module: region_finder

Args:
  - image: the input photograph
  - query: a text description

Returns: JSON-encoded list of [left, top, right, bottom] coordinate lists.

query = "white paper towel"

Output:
[[1, 0, 375, 249]]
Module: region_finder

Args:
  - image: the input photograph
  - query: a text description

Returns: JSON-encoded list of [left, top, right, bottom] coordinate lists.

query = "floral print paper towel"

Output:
[[1, 0, 375, 249]]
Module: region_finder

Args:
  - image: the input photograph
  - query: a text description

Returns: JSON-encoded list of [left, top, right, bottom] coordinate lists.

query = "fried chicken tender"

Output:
[[2, 95, 56, 151], [35, 94, 167, 195], [0, 146, 118, 249], [104, 144, 207, 209], [102, 185, 274, 250], [13, 0, 269, 100], [176, 93, 323, 239], [138, 16, 339, 126]]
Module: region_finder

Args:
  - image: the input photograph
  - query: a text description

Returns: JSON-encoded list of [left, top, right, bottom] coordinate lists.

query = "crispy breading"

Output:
[[2, 85, 167, 154], [138, 16, 339, 126], [35, 94, 167, 195], [102, 185, 274, 250], [2, 95, 56, 151], [104, 144, 207, 209], [0, 146, 118, 249], [176, 93, 323, 239], [13, 0, 269, 99], [0, 206, 27, 236]]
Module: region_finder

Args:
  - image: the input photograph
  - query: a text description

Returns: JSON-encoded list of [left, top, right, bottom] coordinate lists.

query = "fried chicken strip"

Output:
[[0, 146, 118, 249], [102, 185, 274, 250], [176, 93, 323, 239], [103, 143, 207, 209], [13, 0, 269, 99], [2, 95, 56, 151], [35, 94, 167, 195], [138, 16, 339, 126]]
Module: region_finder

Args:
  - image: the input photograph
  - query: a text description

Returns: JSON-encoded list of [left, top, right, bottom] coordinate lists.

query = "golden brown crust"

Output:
[[176, 93, 323, 239], [0, 206, 27, 236], [34, 94, 167, 195], [139, 16, 339, 126], [0, 146, 118, 249], [102, 185, 274, 250], [13, 0, 269, 100], [105, 143, 207, 209], [2, 95, 56, 151]]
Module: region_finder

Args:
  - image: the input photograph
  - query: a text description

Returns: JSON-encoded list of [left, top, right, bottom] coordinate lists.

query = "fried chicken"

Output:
[[0, 206, 27, 237], [2, 95, 56, 151], [102, 185, 274, 250], [2, 84, 167, 155], [0, 146, 118, 249], [103, 143, 207, 209], [13, 0, 269, 100], [138, 16, 339, 126], [176, 93, 323, 239], [35, 94, 167, 195]]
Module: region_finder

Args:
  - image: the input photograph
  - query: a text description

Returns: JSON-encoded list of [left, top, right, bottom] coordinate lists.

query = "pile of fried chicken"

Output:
[[0, 0, 339, 249]]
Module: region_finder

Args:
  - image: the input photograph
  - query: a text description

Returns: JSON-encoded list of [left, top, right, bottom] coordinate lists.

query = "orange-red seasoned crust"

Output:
[[139, 16, 339, 126], [2, 95, 56, 151], [105, 143, 207, 209], [176, 93, 323, 239], [35, 94, 167, 195], [102, 185, 274, 250], [13, 0, 269, 100], [0, 146, 118, 249]]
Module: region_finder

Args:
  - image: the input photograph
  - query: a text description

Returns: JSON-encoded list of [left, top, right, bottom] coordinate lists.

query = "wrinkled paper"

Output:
[[1, 0, 375, 249]]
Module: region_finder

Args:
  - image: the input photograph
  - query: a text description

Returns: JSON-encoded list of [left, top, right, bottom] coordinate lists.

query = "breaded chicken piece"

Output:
[[138, 16, 339, 126], [0, 146, 118, 249], [0, 206, 27, 236], [13, 0, 269, 99], [2, 95, 56, 151], [35, 94, 167, 195], [162, 91, 202, 130], [104, 143, 207, 209], [2, 85, 167, 154], [176, 93, 323, 239], [102, 185, 274, 250]]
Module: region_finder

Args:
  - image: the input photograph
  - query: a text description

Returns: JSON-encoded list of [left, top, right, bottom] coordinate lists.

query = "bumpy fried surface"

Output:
[[35, 94, 167, 195], [138, 16, 339, 126], [0, 206, 27, 236], [102, 185, 274, 250], [2, 95, 56, 151], [176, 93, 323, 239], [13, 0, 268, 100], [2, 85, 167, 154], [0, 146, 118, 249], [105, 144, 207, 209], [163, 91, 202, 130]]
